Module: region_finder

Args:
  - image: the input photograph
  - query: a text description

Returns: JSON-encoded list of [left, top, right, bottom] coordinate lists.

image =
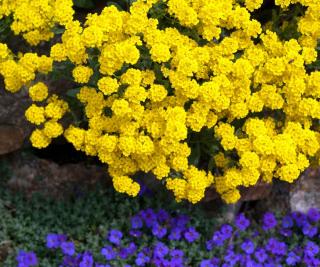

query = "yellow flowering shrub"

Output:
[[1, 0, 320, 204]]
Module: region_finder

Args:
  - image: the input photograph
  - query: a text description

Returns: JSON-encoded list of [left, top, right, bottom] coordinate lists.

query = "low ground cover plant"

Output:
[[15, 205, 320, 267]]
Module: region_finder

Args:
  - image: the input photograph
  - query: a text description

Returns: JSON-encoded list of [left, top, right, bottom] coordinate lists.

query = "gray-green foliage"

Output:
[[0, 161, 217, 266]]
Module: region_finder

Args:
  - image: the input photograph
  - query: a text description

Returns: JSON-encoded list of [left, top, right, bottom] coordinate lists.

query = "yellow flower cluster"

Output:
[[0, 46, 53, 93], [2, 0, 320, 204], [26, 94, 68, 148], [0, 0, 74, 45]]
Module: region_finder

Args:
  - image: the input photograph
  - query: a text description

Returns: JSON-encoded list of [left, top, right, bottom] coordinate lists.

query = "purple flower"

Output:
[[282, 215, 294, 228], [211, 231, 225, 246], [46, 233, 67, 249], [224, 249, 240, 264], [220, 224, 233, 239], [254, 248, 267, 263], [101, 245, 117, 260], [262, 212, 277, 231], [135, 252, 150, 266], [304, 241, 319, 257], [17, 251, 38, 267], [170, 249, 184, 259], [108, 229, 123, 245], [118, 243, 136, 259], [80, 252, 94, 267], [153, 242, 169, 258], [129, 229, 142, 238], [152, 223, 167, 238], [235, 213, 250, 231], [61, 241, 75, 256], [279, 228, 292, 237], [291, 212, 308, 228], [46, 234, 59, 249], [286, 251, 301, 266], [206, 239, 214, 250], [127, 242, 137, 255], [119, 248, 130, 259], [302, 223, 318, 238], [173, 214, 189, 228], [307, 208, 320, 223], [157, 209, 170, 223], [168, 227, 182, 241], [131, 215, 143, 229], [241, 239, 255, 254], [62, 255, 79, 266], [265, 238, 287, 256], [200, 259, 214, 267], [140, 209, 157, 228], [184, 227, 200, 243]]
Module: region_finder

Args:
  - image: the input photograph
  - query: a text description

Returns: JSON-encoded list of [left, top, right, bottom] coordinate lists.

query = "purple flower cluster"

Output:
[[16, 208, 320, 267], [200, 208, 320, 267], [17, 251, 38, 267], [128, 208, 199, 244]]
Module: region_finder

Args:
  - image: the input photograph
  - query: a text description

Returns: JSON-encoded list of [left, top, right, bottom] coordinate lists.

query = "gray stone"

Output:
[[290, 168, 320, 213]]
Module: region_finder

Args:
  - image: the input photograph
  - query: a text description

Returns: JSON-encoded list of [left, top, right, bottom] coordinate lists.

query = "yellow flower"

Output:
[[72, 65, 93, 84], [30, 129, 51, 148], [29, 82, 48, 102], [25, 104, 46, 125]]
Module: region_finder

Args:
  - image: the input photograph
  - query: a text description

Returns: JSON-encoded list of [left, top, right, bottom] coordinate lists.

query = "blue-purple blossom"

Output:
[[118, 243, 136, 259], [170, 249, 184, 259], [168, 227, 182, 241], [307, 208, 320, 223], [302, 223, 318, 238], [140, 208, 157, 228], [282, 215, 294, 228], [184, 227, 200, 243], [61, 241, 75, 256], [265, 238, 287, 256], [241, 239, 255, 254], [254, 248, 267, 263], [262, 212, 277, 231], [129, 229, 142, 238], [131, 215, 143, 229], [17, 251, 38, 267], [153, 242, 169, 258], [235, 213, 250, 231], [135, 252, 150, 266], [286, 251, 301, 266], [220, 224, 233, 239], [46, 233, 59, 249], [174, 214, 190, 228], [101, 245, 117, 261], [279, 228, 292, 237], [80, 252, 94, 267], [157, 209, 170, 223], [211, 231, 225, 246], [108, 229, 123, 245], [152, 223, 167, 238], [200, 259, 214, 267], [291, 212, 308, 227], [304, 241, 319, 257]]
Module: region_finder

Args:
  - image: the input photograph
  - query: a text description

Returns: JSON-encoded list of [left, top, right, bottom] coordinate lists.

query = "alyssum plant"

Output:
[[0, 0, 320, 203]]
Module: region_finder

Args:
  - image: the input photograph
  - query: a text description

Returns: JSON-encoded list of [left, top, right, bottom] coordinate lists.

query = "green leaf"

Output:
[[66, 88, 81, 98], [189, 143, 201, 166], [73, 0, 95, 9]]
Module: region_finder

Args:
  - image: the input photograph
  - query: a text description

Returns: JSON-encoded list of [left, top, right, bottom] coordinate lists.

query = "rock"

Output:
[[0, 125, 24, 155], [240, 180, 273, 201], [0, 87, 32, 140], [0, 86, 32, 153], [6, 153, 111, 199], [290, 168, 320, 213]]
